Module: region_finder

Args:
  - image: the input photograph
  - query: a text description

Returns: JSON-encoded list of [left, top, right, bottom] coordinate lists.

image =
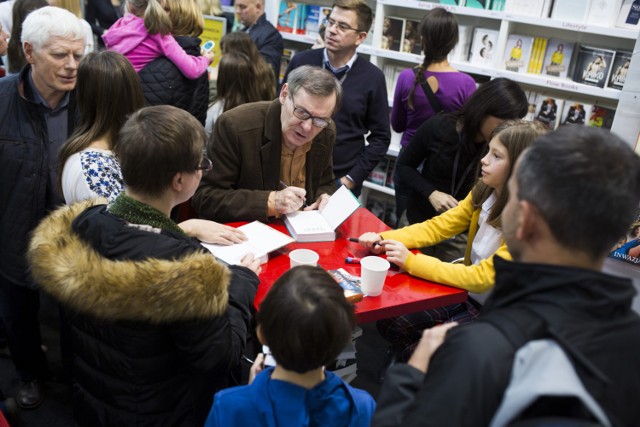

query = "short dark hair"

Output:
[[115, 105, 206, 197], [516, 126, 640, 259], [257, 266, 356, 373], [458, 78, 528, 145], [332, 0, 373, 32]]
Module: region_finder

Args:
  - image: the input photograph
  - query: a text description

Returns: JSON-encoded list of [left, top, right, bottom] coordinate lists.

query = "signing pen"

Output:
[[279, 180, 308, 208], [348, 237, 380, 246], [345, 257, 361, 264]]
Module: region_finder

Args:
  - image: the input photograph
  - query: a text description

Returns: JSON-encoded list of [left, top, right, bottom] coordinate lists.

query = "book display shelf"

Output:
[[264, 0, 640, 204]]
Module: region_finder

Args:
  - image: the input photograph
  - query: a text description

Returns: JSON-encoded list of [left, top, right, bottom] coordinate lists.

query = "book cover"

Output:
[[524, 91, 538, 122], [534, 95, 564, 130], [551, 0, 590, 22], [608, 50, 632, 90], [295, 3, 306, 35], [609, 212, 640, 267], [382, 16, 405, 52], [385, 158, 396, 189], [491, 0, 506, 10], [527, 37, 548, 74], [440, 0, 465, 5], [465, 0, 490, 8], [328, 268, 363, 301], [503, 34, 535, 73], [362, 12, 375, 46], [572, 45, 615, 88], [527, 37, 540, 73], [542, 38, 574, 79], [284, 185, 361, 242], [279, 48, 297, 85], [587, 105, 616, 129], [468, 27, 499, 66], [305, 5, 323, 36], [277, 1, 297, 33], [368, 157, 389, 186], [616, 0, 640, 29], [505, 0, 546, 16], [559, 101, 593, 126], [449, 24, 472, 62], [587, 0, 623, 26], [401, 20, 422, 55]]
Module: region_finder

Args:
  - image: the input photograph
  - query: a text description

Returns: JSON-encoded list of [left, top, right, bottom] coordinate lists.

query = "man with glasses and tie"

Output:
[[193, 65, 343, 223], [281, 0, 390, 198]]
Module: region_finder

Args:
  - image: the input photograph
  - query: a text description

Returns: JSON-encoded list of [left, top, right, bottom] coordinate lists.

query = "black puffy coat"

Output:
[[138, 36, 209, 125]]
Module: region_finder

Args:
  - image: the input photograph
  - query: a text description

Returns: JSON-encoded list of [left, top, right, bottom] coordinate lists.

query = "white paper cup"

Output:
[[289, 249, 319, 268], [360, 256, 390, 296]]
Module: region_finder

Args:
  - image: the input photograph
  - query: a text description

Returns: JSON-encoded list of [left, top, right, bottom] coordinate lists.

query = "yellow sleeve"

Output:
[[379, 192, 475, 249], [403, 241, 511, 293]]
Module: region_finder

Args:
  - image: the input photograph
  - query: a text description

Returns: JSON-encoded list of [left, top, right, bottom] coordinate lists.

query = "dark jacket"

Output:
[[282, 48, 390, 186], [372, 257, 640, 427], [192, 99, 337, 223], [397, 113, 484, 224], [138, 36, 209, 125], [247, 14, 283, 86], [28, 200, 259, 427], [0, 65, 76, 287]]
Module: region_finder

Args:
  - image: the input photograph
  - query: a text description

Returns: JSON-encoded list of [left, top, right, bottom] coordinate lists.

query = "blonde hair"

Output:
[[56, 0, 82, 17], [198, 0, 222, 16], [127, 0, 172, 36], [166, 0, 203, 37]]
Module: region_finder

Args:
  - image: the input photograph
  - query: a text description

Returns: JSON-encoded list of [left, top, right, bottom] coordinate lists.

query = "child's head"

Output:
[[128, 0, 172, 35], [419, 7, 458, 66], [257, 266, 356, 373], [472, 119, 549, 227]]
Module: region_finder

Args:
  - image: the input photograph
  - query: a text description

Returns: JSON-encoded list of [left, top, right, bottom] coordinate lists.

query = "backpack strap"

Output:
[[413, 67, 444, 114]]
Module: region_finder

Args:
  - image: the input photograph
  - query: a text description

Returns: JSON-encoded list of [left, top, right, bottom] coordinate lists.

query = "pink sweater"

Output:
[[103, 14, 208, 79]]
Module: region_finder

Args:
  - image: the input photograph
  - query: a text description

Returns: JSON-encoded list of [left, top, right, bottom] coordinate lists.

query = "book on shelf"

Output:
[[368, 157, 390, 186], [524, 91, 538, 122], [503, 34, 534, 73], [449, 24, 472, 63], [559, 101, 593, 127], [284, 185, 361, 242], [527, 37, 548, 74], [541, 38, 574, 79], [401, 20, 422, 55], [276, 1, 297, 33], [279, 48, 297, 85], [465, 0, 491, 9], [608, 50, 631, 90], [201, 221, 294, 265], [490, 0, 505, 11], [385, 158, 396, 190], [572, 45, 615, 88], [609, 211, 640, 268], [361, 12, 375, 46], [616, 0, 640, 29], [381, 16, 405, 52], [382, 63, 404, 97], [551, 0, 591, 23], [533, 94, 564, 130], [587, 105, 616, 129], [440, 0, 465, 5], [586, 0, 623, 27], [504, 0, 549, 17], [295, 3, 307, 35], [468, 28, 499, 66], [304, 5, 323, 36]]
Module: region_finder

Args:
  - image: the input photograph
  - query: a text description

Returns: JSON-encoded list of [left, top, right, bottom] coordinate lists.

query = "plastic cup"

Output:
[[360, 256, 390, 296], [289, 249, 319, 268]]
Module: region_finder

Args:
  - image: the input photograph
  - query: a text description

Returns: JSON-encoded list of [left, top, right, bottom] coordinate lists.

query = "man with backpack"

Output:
[[372, 126, 640, 427]]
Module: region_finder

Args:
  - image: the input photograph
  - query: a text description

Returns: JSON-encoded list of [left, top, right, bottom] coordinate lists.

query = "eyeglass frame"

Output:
[[325, 17, 365, 33], [289, 96, 332, 129], [195, 155, 213, 172]]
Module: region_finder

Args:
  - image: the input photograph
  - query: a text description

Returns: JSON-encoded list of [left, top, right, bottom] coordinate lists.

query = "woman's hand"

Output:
[[428, 190, 458, 213], [240, 253, 262, 276], [381, 239, 410, 268], [408, 322, 458, 374], [178, 219, 246, 245], [358, 232, 384, 254]]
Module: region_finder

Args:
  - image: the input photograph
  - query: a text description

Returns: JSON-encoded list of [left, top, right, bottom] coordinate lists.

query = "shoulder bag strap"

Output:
[[413, 67, 444, 113]]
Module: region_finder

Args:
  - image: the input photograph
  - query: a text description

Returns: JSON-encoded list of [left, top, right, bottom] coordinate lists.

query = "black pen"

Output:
[[348, 237, 381, 246], [279, 180, 308, 208]]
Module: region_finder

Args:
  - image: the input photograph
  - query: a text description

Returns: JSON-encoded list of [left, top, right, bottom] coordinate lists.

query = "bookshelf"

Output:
[[266, 0, 640, 200]]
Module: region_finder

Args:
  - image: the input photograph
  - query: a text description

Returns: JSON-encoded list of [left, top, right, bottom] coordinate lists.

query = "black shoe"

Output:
[[377, 347, 398, 384], [16, 380, 44, 410]]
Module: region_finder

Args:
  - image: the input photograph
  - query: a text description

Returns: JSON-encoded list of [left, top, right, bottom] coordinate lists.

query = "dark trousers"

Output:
[[0, 276, 48, 381]]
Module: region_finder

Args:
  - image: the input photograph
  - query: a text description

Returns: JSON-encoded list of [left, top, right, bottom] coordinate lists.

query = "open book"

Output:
[[201, 221, 293, 265], [284, 185, 361, 242]]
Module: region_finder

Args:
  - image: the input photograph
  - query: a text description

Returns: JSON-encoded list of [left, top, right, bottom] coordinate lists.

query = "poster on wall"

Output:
[[202, 15, 227, 69]]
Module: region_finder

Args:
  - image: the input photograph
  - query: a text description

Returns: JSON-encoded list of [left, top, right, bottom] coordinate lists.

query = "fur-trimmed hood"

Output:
[[28, 199, 231, 323]]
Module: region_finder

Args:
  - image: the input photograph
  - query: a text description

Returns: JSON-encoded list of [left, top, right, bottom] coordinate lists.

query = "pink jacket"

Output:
[[103, 14, 208, 79]]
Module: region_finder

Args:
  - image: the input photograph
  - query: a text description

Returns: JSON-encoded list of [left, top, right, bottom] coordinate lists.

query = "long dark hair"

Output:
[[7, 0, 47, 73], [57, 51, 145, 192]]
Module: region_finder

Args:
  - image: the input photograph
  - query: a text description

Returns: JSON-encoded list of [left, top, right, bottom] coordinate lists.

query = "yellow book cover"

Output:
[[535, 38, 549, 74], [528, 38, 540, 73]]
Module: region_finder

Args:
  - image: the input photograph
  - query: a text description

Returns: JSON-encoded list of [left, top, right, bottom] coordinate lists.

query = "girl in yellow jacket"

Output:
[[359, 119, 548, 362]]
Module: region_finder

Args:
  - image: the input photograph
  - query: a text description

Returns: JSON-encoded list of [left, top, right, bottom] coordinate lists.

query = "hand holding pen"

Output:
[[275, 180, 307, 214], [350, 233, 385, 254]]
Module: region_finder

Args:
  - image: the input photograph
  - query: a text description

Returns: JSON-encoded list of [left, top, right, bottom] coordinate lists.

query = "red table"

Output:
[[245, 208, 467, 324]]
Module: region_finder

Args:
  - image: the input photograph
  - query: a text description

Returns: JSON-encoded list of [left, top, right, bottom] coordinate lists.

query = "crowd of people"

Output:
[[1, 1, 639, 426]]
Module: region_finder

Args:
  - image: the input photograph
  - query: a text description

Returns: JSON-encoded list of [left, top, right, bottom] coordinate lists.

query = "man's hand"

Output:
[[240, 253, 262, 275], [274, 187, 306, 214], [358, 232, 384, 254], [408, 322, 458, 373], [339, 176, 355, 189], [178, 219, 246, 245], [249, 353, 265, 384], [428, 190, 458, 213], [304, 193, 330, 211], [382, 239, 410, 268]]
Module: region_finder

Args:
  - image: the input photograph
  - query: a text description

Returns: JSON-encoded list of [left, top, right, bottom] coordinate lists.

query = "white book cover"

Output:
[[468, 28, 499, 66], [551, 0, 591, 22], [449, 25, 473, 62], [504, 0, 547, 17], [201, 221, 293, 265], [616, 0, 640, 28], [284, 185, 361, 243], [560, 101, 593, 126], [586, 0, 623, 26], [503, 34, 535, 73], [541, 38, 575, 79]]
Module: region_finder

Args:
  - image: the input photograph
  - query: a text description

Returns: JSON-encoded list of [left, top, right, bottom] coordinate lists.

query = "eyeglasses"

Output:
[[326, 18, 363, 33], [290, 97, 331, 128], [195, 155, 213, 172]]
